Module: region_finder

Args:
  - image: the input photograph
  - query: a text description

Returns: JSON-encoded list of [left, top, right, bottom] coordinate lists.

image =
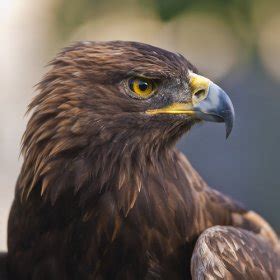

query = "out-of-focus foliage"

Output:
[[53, 0, 101, 40], [53, 0, 257, 48], [144, 0, 251, 22]]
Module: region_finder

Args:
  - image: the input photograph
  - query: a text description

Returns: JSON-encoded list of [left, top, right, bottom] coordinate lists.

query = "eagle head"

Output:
[[19, 41, 234, 203]]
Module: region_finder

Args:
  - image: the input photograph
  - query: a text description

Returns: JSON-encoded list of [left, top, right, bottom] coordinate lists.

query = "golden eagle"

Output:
[[4, 41, 280, 279]]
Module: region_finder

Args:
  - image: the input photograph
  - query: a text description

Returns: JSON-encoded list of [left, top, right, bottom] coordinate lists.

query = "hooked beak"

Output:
[[146, 72, 235, 138]]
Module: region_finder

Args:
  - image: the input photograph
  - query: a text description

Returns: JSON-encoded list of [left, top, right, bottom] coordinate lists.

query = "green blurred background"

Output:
[[0, 0, 280, 250]]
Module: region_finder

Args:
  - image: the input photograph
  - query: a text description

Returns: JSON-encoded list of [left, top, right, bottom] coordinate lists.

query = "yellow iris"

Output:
[[129, 78, 155, 98]]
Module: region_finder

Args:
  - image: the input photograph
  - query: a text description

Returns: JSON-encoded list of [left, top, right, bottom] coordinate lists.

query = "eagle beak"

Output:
[[146, 72, 235, 138]]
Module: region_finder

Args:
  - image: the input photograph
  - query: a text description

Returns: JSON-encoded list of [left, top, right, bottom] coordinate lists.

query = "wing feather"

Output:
[[191, 226, 280, 280]]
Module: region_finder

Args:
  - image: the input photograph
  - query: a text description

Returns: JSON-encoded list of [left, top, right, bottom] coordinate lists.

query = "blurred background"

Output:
[[1, 0, 280, 250]]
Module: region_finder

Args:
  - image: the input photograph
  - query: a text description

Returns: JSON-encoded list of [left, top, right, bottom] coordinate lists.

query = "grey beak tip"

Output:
[[225, 114, 234, 139], [226, 128, 231, 139]]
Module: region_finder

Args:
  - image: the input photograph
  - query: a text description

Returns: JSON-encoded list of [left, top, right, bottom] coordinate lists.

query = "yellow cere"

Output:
[[129, 78, 154, 98], [188, 72, 211, 103], [146, 103, 195, 115]]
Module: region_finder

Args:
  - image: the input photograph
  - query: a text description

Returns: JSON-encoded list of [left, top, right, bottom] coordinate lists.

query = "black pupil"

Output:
[[138, 80, 149, 91]]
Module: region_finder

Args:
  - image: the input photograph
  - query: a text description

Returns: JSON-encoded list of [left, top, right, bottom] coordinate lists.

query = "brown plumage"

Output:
[[6, 41, 280, 279]]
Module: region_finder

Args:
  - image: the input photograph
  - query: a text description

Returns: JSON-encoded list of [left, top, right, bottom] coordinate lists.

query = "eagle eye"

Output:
[[128, 78, 156, 98]]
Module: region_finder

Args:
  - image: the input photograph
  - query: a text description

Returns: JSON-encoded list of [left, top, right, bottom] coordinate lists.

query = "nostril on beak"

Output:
[[193, 88, 207, 102]]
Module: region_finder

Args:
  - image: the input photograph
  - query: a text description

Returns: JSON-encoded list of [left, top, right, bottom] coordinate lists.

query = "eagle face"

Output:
[[38, 41, 234, 148]]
